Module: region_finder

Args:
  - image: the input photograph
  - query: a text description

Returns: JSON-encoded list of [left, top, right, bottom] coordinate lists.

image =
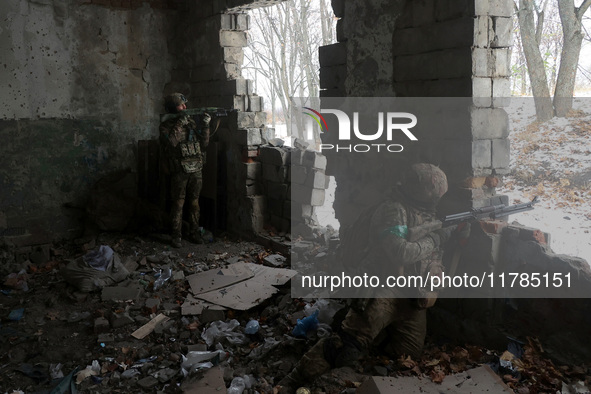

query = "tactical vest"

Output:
[[163, 116, 204, 174], [177, 138, 203, 174], [341, 199, 444, 309]]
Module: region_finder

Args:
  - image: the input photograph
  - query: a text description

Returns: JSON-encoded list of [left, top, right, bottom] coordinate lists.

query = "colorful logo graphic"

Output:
[[302, 107, 329, 133]]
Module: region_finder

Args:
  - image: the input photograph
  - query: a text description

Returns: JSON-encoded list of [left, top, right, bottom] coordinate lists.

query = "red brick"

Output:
[[485, 176, 499, 188], [518, 228, 547, 244], [479, 219, 507, 234], [462, 176, 486, 188]]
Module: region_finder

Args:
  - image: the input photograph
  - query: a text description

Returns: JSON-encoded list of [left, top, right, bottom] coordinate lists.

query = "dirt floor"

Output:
[[1, 232, 589, 393]]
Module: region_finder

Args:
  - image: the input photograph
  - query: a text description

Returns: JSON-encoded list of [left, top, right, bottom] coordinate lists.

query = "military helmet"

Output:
[[164, 93, 188, 113], [402, 163, 448, 206]]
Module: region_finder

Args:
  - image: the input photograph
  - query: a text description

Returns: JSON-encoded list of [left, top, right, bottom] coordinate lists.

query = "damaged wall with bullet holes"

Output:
[[316, 0, 591, 363], [0, 0, 304, 241], [0, 0, 181, 238]]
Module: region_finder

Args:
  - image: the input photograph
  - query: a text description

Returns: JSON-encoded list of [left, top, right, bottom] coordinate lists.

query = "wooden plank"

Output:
[[131, 313, 169, 339]]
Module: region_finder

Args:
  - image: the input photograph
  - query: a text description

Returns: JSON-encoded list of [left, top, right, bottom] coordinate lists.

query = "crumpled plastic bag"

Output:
[[180, 350, 227, 376], [248, 337, 281, 360], [75, 360, 100, 384], [4, 269, 29, 292], [83, 245, 114, 271], [61, 248, 129, 292], [201, 319, 247, 347]]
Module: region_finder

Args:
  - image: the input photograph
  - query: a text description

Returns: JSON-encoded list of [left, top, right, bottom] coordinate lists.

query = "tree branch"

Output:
[[576, 0, 591, 20]]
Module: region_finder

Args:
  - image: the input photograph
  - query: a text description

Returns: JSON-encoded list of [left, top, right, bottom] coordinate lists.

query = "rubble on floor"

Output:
[[0, 233, 590, 393]]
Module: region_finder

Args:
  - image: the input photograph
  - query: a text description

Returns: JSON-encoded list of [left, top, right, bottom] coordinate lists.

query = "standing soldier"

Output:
[[159, 93, 211, 248]]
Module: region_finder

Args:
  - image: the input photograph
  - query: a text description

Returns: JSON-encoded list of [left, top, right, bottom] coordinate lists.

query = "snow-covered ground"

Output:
[[500, 97, 591, 263]]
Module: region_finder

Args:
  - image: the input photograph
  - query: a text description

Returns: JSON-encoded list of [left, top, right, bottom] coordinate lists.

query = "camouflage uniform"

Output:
[[159, 94, 210, 245], [340, 195, 443, 357], [279, 164, 453, 392]]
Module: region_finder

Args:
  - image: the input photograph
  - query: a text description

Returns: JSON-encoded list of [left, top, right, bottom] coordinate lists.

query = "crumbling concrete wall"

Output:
[[0, 0, 179, 237], [319, 0, 513, 227], [319, 0, 591, 363], [0, 0, 286, 239], [432, 221, 591, 364]]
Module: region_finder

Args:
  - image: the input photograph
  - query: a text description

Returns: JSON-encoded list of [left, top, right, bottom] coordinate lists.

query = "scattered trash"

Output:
[[292, 309, 319, 338], [61, 248, 129, 292], [121, 368, 141, 379], [8, 308, 25, 321], [131, 313, 170, 340], [4, 270, 29, 292], [244, 320, 260, 335], [153, 266, 172, 290], [247, 337, 281, 360], [83, 245, 114, 271], [75, 360, 100, 384], [201, 319, 247, 347], [1, 234, 585, 394], [227, 376, 246, 394], [262, 254, 286, 267], [132, 355, 158, 367], [181, 350, 227, 376], [304, 299, 344, 325], [49, 367, 78, 394], [562, 380, 591, 394], [50, 363, 64, 380]]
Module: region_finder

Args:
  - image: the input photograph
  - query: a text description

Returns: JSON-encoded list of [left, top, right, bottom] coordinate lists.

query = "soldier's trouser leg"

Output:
[[186, 174, 202, 234], [171, 199, 184, 239], [341, 298, 425, 359], [170, 173, 189, 238], [384, 307, 427, 359], [278, 336, 336, 392], [341, 298, 401, 350]]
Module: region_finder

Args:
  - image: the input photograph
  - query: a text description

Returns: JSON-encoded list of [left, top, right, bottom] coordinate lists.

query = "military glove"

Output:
[[429, 226, 455, 247], [201, 113, 211, 127], [456, 222, 471, 239]]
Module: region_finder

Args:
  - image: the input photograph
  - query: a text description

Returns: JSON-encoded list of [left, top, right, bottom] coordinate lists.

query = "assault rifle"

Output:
[[160, 107, 238, 123], [408, 196, 540, 242]]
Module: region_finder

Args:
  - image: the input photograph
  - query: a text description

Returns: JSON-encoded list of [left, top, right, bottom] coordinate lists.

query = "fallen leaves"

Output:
[[502, 112, 591, 216], [395, 345, 487, 383], [389, 338, 590, 391]]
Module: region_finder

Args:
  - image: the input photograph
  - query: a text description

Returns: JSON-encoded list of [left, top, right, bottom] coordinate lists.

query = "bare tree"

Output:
[[243, 0, 336, 141], [554, 0, 591, 116], [515, 0, 554, 121], [511, 19, 530, 95], [513, 0, 591, 121]]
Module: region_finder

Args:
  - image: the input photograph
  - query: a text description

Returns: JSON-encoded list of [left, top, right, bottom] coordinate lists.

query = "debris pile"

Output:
[[0, 233, 589, 393]]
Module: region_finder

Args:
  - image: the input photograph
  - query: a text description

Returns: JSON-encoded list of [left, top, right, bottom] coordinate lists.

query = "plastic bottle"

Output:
[[227, 377, 246, 394], [291, 309, 319, 338], [244, 320, 260, 335], [153, 267, 172, 290]]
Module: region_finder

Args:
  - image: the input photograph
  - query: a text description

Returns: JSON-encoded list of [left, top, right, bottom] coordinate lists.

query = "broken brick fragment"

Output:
[[479, 220, 508, 234], [485, 176, 499, 188]]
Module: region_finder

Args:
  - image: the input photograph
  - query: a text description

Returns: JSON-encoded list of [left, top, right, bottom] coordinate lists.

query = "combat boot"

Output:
[[171, 237, 182, 248], [187, 232, 204, 244], [333, 332, 365, 368]]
